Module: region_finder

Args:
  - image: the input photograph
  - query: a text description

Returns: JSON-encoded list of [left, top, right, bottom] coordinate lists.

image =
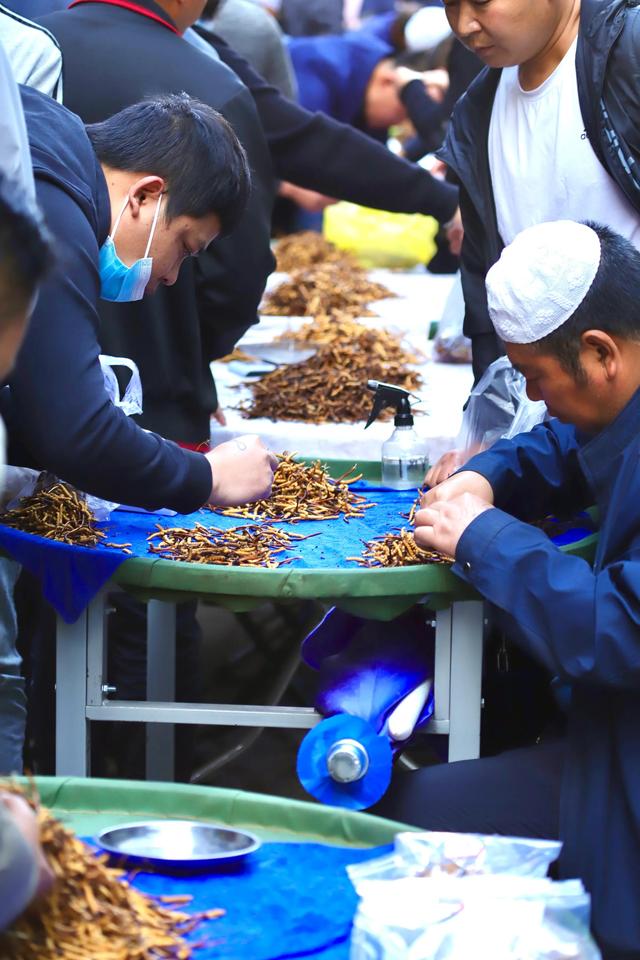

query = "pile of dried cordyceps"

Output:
[[274, 231, 358, 273], [275, 315, 422, 362], [147, 521, 310, 567], [261, 262, 392, 318], [0, 785, 222, 959], [213, 453, 374, 522], [348, 527, 452, 568], [240, 331, 422, 423], [0, 477, 131, 553]]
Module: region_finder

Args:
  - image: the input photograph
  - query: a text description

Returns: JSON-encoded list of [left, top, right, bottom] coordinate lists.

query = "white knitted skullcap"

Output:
[[486, 221, 602, 344], [404, 7, 451, 53]]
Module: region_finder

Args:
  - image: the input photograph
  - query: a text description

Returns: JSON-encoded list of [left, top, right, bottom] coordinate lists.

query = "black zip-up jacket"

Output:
[[193, 24, 459, 224], [439, 0, 640, 380], [2, 86, 212, 511], [41, 0, 276, 445]]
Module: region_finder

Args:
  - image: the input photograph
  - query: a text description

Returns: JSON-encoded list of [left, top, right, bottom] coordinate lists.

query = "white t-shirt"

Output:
[[488, 39, 640, 248]]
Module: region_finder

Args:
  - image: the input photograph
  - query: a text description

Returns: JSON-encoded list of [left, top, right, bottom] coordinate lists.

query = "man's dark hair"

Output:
[[0, 173, 53, 325], [86, 93, 251, 235], [534, 221, 640, 380], [202, 0, 224, 20]]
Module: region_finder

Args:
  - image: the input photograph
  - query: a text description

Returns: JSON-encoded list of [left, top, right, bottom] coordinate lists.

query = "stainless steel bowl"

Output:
[[97, 819, 261, 868]]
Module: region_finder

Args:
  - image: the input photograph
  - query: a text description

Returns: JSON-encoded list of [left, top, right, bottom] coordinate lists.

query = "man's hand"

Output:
[[421, 469, 494, 509], [425, 448, 479, 487], [206, 435, 278, 507], [421, 68, 450, 103], [212, 405, 227, 427], [278, 181, 337, 213], [0, 793, 54, 901], [414, 493, 492, 557], [393, 66, 449, 103], [443, 206, 463, 256]]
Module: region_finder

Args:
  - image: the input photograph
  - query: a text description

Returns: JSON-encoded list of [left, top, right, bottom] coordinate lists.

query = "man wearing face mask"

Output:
[[2, 86, 277, 513]]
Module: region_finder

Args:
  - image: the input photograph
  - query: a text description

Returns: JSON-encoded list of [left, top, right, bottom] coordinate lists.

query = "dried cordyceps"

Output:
[[0, 786, 223, 959], [212, 453, 374, 523], [261, 262, 393, 318], [218, 346, 260, 363], [347, 527, 452, 568], [0, 477, 132, 553], [240, 334, 422, 423], [274, 232, 359, 273], [275, 315, 423, 363], [147, 521, 311, 568]]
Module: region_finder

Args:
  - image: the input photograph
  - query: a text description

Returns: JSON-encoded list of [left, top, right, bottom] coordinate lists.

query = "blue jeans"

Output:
[[0, 558, 24, 774]]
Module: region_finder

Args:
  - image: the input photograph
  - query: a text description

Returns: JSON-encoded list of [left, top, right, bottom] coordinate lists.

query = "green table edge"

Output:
[[15, 776, 413, 847]]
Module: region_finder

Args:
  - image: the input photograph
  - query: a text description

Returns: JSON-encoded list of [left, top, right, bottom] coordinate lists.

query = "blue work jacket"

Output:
[[454, 387, 640, 959]]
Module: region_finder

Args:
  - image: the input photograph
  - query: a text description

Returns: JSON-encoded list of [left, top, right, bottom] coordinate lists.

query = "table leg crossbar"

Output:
[[56, 591, 484, 778]]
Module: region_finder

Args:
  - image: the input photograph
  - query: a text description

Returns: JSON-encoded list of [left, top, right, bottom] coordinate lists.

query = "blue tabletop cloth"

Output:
[[90, 839, 390, 960], [0, 482, 593, 624], [0, 483, 418, 623]]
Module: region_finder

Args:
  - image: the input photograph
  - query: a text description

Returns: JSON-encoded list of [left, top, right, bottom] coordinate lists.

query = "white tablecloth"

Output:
[[210, 271, 473, 465]]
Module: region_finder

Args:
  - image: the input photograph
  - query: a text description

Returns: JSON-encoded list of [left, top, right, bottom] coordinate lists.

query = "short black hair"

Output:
[[202, 0, 224, 19], [86, 93, 251, 235], [0, 173, 53, 324], [533, 221, 640, 379]]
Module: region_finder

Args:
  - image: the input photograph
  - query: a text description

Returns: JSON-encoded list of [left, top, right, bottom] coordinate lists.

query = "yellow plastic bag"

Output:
[[323, 202, 438, 269]]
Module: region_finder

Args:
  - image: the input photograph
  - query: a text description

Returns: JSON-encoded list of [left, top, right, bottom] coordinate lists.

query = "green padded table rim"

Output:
[[15, 777, 413, 846]]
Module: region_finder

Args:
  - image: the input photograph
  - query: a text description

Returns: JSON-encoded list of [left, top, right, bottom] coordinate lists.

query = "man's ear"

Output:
[[128, 175, 165, 218], [581, 330, 619, 379]]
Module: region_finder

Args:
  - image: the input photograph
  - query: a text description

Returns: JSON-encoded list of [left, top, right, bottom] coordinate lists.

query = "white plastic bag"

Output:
[[99, 354, 143, 417], [433, 274, 472, 364]]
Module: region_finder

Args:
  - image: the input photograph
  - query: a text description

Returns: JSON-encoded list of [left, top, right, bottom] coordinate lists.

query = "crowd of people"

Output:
[[0, 0, 639, 956]]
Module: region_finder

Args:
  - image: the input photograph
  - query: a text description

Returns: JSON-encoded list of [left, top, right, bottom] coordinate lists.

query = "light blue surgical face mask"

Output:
[[99, 193, 163, 302]]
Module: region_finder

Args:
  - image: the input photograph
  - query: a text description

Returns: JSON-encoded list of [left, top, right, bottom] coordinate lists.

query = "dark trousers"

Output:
[[372, 742, 638, 960], [373, 739, 565, 840]]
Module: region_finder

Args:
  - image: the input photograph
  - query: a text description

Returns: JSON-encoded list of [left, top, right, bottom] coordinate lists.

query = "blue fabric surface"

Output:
[[0, 480, 592, 624], [0, 483, 417, 623], [90, 839, 390, 960]]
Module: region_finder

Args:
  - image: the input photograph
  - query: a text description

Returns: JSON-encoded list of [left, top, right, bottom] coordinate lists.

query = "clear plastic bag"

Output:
[[433, 273, 472, 364], [457, 355, 546, 453], [348, 832, 562, 888], [348, 832, 601, 960], [350, 877, 600, 960]]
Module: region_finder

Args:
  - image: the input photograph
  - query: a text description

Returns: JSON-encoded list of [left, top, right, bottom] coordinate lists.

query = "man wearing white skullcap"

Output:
[[379, 219, 640, 960]]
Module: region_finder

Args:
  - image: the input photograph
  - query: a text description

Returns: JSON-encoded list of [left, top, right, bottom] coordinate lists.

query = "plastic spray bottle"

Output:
[[365, 380, 428, 489]]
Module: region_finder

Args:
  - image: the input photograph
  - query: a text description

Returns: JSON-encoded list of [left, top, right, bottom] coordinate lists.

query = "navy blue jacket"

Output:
[[1, 86, 212, 512], [439, 0, 640, 376], [287, 32, 393, 134], [40, 0, 275, 445], [453, 391, 640, 957]]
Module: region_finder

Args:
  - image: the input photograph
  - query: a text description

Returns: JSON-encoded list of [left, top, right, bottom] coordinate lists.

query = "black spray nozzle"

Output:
[[365, 379, 415, 429]]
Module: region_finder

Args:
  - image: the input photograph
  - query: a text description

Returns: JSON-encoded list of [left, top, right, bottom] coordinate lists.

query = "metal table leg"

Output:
[[56, 610, 89, 776], [145, 600, 176, 781], [447, 600, 484, 762]]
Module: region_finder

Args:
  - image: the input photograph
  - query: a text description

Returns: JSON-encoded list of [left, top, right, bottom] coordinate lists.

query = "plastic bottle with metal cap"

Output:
[[365, 380, 428, 489]]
